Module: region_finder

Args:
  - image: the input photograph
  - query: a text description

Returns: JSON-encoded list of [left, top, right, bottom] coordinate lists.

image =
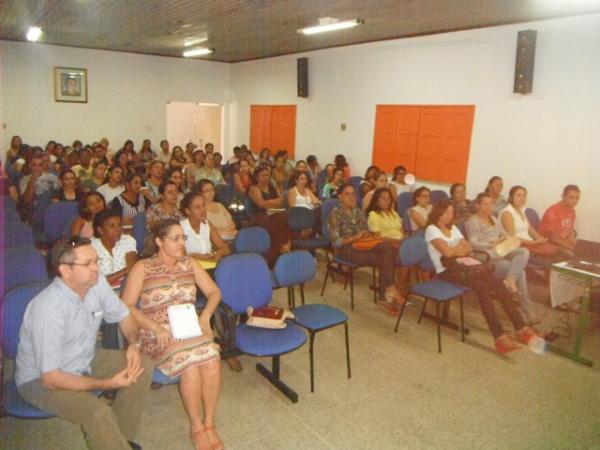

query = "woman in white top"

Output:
[[180, 191, 230, 263], [197, 179, 238, 241], [288, 171, 320, 209], [500, 185, 557, 257], [97, 166, 125, 205], [91, 209, 138, 288], [409, 187, 432, 231], [389, 165, 414, 197], [425, 200, 539, 354]]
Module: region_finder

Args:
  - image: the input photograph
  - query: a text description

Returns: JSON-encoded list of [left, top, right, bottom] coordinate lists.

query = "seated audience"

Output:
[[228, 146, 242, 164], [485, 175, 507, 214], [360, 165, 380, 197], [19, 152, 61, 208], [389, 165, 414, 196], [169, 145, 187, 170], [449, 182, 475, 225], [196, 151, 225, 185], [16, 237, 151, 450], [143, 180, 184, 255], [197, 179, 238, 241], [466, 193, 539, 324], [501, 186, 558, 257], [539, 184, 580, 259], [257, 148, 272, 167], [156, 139, 171, 164], [139, 139, 155, 164], [121, 220, 224, 450], [91, 210, 138, 288], [180, 192, 231, 264], [362, 171, 391, 210], [233, 159, 252, 194], [322, 167, 345, 199], [271, 153, 290, 192], [328, 183, 404, 307], [167, 167, 186, 202], [144, 161, 165, 203], [110, 173, 147, 226], [82, 160, 108, 192], [71, 192, 107, 239], [288, 171, 321, 210], [247, 165, 292, 267], [52, 169, 81, 202], [184, 142, 196, 163], [334, 154, 351, 178], [113, 149, 135, 178], [70, 147, 94, 183], [306, 154, 322, 180], [409, 186, 432, 231], [97, 166, 125, 205], [213, 152, 223, 171], [425, 200, 540, 353]]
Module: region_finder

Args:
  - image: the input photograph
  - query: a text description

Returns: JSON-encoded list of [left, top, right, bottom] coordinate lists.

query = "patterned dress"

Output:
[[138, 255, 220, 377]]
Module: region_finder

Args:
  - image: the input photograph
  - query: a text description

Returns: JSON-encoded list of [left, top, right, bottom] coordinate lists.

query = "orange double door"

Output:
[[372, 105, 475, 184], [250, 105, 297, 158]]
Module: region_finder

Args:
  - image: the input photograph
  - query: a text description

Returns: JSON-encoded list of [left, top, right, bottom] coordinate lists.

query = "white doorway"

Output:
[[166, 101, 224, 152]]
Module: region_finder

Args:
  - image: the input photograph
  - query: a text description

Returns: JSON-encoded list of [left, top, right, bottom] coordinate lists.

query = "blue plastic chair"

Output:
[[215, 184, 236, 208], [43, 201, 78, 243], [61, 216, 77, 238], [2, 224, 35, 249], [273, 250, 316, 308], [347, 176, 364, 202], [431, 190, 449, 205], [287, 207, 329, 252], [132, 212, 147, 255], [525, 208, 540, 231], [3, 247, 48, 293], [394, 235, 469, 353], [319, 199, 377, 309], [215, 253, 307, 403], [396, 192, 413, 217], [233, 226, 271, 254], [152, 369, 180, 387], [2, 281, 55, 418]]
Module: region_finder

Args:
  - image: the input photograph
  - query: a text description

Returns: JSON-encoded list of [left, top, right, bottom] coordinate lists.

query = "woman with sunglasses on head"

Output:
[[91, 210, 138, 289], [197, 179, 238, 241], [426, 200, 541, 353], [121, 219, 224, 450]]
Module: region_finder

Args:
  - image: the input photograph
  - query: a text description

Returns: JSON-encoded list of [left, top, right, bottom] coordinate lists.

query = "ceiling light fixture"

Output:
[[182, 47, 214, 57], [184, 36, 208, 47], [298, 17, 362, 35], [26, 26, 42, 42]]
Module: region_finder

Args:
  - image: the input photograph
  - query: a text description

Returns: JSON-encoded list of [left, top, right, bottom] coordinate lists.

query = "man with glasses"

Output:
[[16, 237, 152, 450]]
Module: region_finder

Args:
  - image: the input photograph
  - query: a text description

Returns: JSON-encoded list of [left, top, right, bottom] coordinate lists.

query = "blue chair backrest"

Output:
[[2, 281, 50, 358], [215, 253, 272, 314], [2, 225, 35, 249], [273, 250, 316, 287], [431, 190, 449, 205], [215, 184, 236, 208], [399, 233, 432, 268], [233, 226, 271, 254], [287, 207, 315, 231], [132, 212, 147, 255], [402, 209, 413, 233], [525, 208, 540, 231], [61, 216, 77, 238], [43, 201, 78, 243], [282, 189, 288, 209], [3, 247, 49, 293], [348, 176, 364, 201], [396, 192, 413, 217], [321, 199, 340, 241]]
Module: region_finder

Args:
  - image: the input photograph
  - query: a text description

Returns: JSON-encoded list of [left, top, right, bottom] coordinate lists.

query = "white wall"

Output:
[[0, 41, 231, 154], [230, 14, 600, 240]]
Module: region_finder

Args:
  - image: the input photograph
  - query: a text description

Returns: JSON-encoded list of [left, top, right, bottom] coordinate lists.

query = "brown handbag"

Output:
[[352, 237, 385, 251]]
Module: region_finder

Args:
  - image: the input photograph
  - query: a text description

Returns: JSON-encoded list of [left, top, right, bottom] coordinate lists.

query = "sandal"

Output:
[[225, 357, 243, 373], [190, 429, 212, 450], [515, 326, 542, 345], [204, 426, 225, 450], [377, 300, 400, 316], [494, 334, 522, 354], [384, 287, 405, 305]]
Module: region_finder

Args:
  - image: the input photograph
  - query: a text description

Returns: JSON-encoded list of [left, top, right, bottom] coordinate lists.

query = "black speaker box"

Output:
[[514, 30, 537, 94], [297, 57, 308, 98]]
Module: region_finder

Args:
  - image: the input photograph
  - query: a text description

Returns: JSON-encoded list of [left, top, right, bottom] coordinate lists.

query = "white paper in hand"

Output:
[[167, 304, 203, 340]]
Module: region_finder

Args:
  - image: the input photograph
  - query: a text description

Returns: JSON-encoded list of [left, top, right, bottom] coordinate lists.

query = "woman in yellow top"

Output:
[[366, 187, 408, 314]]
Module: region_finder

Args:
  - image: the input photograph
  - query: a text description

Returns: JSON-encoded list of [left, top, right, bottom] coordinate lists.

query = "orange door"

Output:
[[250, 105, 296, 157], [372, 105, 420, 174], [250, 105, 271, 153]]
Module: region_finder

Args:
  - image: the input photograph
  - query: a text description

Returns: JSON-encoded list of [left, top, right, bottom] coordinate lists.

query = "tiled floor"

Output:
[[2, 261, 600, 449]]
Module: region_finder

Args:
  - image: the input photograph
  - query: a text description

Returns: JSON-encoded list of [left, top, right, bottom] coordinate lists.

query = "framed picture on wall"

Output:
[[54, 67, 87, 103]]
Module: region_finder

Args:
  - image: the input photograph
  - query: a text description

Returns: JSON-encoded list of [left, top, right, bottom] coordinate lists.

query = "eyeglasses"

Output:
[[66, 258, 99, 268]]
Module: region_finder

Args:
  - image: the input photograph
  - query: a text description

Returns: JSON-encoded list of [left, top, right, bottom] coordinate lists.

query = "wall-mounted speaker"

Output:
[[297, 57, 308, 98], [514, 30, 537, 94]]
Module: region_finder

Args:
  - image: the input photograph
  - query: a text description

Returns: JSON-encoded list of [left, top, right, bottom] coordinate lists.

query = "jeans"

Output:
[[336, 242, 396, 297]]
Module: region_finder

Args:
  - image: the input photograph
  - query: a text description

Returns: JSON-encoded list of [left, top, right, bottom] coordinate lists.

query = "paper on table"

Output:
[[455, 256, 482, 266], [167, 304, 203, 340]]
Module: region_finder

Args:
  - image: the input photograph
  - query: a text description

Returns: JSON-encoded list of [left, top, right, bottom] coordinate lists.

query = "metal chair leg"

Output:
[[300, 284, 305, 305], [349, 271, 355, 310], [309, 331, 315, 393], [394, 300, 408, 333], [436, 302, 442, 353], [372, 267, 377, 303], [320, 265, 330, 296], [459, 296, 465, 342], [418, 299, 428, 324], [344, 322, 351, 379]]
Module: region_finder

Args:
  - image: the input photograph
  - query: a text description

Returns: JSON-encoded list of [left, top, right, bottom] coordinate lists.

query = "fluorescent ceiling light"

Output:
[[299, 18, 362, 35], [182, 47, 214, 57], [184, 36, 208, 47], [26, 26, 42, 42]]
